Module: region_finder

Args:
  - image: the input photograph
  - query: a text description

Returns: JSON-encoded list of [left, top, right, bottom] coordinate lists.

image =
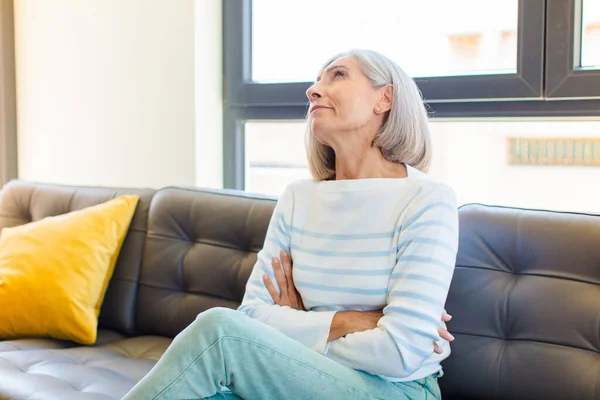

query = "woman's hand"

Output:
[[329, 309, 455, 353], [434, 311, 455, 354], [263, 250, 305, 311], [328, 310, 383, 341]]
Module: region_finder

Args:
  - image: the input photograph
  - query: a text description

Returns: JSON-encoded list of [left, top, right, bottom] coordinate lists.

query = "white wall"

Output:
[[14, 0, 201, 188]]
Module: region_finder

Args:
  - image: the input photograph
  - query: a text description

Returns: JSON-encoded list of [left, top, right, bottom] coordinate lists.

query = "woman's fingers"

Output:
[[438, 327, 455, 342], [271, 257, 288, 296], [280, 250, 294, 287], [263, 275, 280, 303], [441, 310, 452, 322], [434, 326, 455, 354]]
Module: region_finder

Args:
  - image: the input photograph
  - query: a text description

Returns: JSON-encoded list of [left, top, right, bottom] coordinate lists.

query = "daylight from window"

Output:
[[252, 0, 518, 82], [247, 0, 600, 213], [581, 0, 600, 67]]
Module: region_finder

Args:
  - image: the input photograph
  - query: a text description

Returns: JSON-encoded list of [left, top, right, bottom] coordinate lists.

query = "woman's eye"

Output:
[[333, 70, 345, 79]]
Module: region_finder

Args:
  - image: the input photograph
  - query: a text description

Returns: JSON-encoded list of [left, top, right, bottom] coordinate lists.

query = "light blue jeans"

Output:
[[122, 308, 442, 400]]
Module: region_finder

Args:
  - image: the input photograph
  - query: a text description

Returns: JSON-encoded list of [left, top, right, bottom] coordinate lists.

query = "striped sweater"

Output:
[[238, 165, 459, 382]]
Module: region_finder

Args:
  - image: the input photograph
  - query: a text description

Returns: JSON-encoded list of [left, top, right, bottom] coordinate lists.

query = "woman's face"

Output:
[[306, 56, 384, 146]]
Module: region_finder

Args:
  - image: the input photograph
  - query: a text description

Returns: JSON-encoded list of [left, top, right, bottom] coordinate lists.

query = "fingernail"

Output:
[[448, 333, 455, 340], [273, 258, 279, 265], [263, 274, 268, 280]]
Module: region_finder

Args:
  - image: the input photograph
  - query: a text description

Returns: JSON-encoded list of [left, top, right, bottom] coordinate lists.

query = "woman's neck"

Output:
[[333, 145, 407, 180]]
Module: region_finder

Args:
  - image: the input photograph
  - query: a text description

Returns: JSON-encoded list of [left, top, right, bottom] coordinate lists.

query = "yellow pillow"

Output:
[[0, 195, 139, 345]]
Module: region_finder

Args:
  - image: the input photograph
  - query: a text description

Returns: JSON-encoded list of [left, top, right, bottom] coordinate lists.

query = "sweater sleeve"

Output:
[[237, 183, 337, 354], [324, 184, 459, 378]]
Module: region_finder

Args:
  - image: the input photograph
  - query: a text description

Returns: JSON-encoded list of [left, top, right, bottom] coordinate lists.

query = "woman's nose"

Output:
[[306, 83, 322, 101]]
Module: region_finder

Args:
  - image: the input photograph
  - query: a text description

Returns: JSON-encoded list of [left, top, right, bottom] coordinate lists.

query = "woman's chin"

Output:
[[311, 120, 333, 138]]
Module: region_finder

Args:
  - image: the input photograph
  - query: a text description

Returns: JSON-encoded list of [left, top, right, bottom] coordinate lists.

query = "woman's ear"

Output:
[[375, 84, 393, 114]]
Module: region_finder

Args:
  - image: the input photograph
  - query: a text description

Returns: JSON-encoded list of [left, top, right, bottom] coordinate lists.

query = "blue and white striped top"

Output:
[[238, 165, 459, 382]]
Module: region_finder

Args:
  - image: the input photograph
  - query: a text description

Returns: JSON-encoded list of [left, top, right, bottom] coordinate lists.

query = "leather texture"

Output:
[[439, 204, 600, 400], [1, 181, 599, 399], [0, 330, 125, 353], [0, 333, 171, 399], [135, 187, 275, 337]]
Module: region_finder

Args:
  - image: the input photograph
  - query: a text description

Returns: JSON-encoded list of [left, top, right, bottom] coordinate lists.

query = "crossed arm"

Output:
[[263, 249, 454, 354]]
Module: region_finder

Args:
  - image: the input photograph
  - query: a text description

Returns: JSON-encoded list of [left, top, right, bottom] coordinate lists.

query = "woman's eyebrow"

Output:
[[316, 65, 349, 81]]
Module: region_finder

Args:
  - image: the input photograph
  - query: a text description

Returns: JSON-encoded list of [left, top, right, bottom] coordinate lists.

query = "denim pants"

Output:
[[122, 308, 442, 400]]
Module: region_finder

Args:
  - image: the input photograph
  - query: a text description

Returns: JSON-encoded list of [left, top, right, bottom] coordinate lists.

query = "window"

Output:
[[223, 0, 546, 108], [581, 0, 600, 68], [430, 119, 600, 213], [252, 0, 518, 82], [244, 119, 600, 213], [223, 0, 600, 213], [245, 121, 310, 196]]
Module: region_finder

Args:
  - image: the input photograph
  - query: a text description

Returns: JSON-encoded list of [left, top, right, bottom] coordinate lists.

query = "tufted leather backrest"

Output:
[[440, 204, 600, 400], [0, 180, 155, 335], [135, 187, 276, 337]]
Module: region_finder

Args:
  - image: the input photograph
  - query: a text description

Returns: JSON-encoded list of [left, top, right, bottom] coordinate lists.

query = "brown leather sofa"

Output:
[[0, 180, 598, 400]]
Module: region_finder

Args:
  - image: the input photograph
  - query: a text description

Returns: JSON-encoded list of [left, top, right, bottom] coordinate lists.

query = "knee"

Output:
[[191, 307, 245, 335], [171, 308, 244, 350]]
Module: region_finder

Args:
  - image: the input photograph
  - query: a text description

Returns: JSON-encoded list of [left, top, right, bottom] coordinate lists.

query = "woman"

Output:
[[123, 49, 458, 400]]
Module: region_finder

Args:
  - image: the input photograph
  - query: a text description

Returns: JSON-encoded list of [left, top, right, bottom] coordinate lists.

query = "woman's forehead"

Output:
[[316, 56, 358, 81], [323, 56, 355, 71]]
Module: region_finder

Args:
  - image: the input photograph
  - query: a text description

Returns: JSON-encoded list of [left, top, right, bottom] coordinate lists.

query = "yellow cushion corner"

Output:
[[0, 194, 139, 345]]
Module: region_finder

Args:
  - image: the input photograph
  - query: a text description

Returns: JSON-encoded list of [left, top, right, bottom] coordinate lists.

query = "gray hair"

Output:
[[305, 49, 432, 181]]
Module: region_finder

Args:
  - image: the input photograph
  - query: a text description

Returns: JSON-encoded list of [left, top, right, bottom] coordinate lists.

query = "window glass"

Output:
[[252, 0, 518, 82], [245, 119, 600, 213]]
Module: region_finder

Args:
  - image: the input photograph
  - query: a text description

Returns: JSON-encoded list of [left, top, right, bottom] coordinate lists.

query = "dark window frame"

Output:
[[545, 0, 600, 98], [222, 0, 600, 190]]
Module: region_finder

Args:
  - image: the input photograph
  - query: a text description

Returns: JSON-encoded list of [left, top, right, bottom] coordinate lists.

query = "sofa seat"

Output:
[[0, 332, 171, 400], [0, 330, 127, 353]]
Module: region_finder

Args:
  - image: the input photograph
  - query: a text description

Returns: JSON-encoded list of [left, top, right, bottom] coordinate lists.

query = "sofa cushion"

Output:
[[0, 334, 171, 400], [440, 204, 600, 400], [135, 187, 276, 337], [0, 181, 155, 336], [0, 195, 139, 345], [0, 330, 125, 353]]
